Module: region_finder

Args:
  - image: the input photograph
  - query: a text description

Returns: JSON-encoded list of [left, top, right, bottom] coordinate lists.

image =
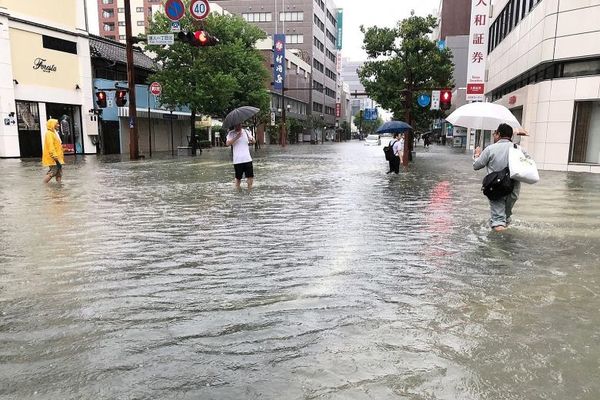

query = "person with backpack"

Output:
[[385, 133, 398, 174], [473, 123, 521, 231]]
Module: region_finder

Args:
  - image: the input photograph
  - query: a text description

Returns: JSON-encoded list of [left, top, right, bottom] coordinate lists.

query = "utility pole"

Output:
[[124, 0, 139, 160]]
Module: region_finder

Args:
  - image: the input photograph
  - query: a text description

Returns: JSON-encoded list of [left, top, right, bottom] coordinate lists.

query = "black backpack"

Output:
[[383, 140, 396, 161], [482, 167, 514, 200]]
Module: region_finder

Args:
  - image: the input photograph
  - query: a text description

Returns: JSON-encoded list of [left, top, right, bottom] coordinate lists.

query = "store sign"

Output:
[[273, 34, 286, 91], [336, 9, 343, 50], [466, 0, 490, 101], [335, 103, 341, 117], [32, 57, 57, 73]]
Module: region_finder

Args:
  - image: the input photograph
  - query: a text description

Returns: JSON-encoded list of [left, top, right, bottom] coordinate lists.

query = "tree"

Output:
[[353, 114, 383, 136], [146, 7, 270, 154], [358, 14, 454, 156]]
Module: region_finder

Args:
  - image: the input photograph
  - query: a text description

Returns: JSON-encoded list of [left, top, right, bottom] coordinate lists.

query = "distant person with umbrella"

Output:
[[224, 106, 259, 190]]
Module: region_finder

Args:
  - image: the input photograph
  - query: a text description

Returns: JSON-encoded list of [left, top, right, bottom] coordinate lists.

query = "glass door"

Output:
[[46, 103, 84, 155], [16, 101, 42, 158]]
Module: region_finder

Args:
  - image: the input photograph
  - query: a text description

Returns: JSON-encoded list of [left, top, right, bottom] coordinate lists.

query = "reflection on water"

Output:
[[1, 144, 599, 399]]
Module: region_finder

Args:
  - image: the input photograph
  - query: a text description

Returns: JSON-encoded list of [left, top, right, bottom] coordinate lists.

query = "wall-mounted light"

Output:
[[12, 79, 18, 85]]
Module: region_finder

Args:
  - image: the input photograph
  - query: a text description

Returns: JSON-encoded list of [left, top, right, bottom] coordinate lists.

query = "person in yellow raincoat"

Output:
[[42, 119, 65, 183]]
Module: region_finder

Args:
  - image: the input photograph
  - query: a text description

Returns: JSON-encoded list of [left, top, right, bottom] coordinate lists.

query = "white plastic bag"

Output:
[[509, 144, 539, 184]]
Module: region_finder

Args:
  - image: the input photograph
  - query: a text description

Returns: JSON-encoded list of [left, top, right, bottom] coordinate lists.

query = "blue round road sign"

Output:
[[417, 94, 431, 108], [165, 0, 185, 21]]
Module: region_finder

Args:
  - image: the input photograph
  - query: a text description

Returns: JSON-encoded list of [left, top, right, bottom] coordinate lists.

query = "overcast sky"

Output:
[[335, 0, 440, 61]]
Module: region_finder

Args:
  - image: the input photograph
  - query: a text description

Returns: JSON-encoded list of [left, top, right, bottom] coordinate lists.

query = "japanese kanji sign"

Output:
[[466, 0, 489, 101], [273, 34, 286, 91]]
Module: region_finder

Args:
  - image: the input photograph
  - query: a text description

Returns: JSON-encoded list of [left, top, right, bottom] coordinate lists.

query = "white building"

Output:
[[486, 0, 600, 173], [0, 0, 98, 158]]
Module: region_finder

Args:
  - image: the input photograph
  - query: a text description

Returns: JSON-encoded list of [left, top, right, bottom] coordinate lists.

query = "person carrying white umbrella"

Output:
[[446, 103, 529, 231]]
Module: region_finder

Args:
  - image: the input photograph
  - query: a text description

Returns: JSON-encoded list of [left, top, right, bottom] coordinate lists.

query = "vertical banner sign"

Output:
[[336, 9, 343, 50], [273, 34, 286, 91], [335, 103, 341, 117], [431, 90, 441, 110], [466, 0, 490, 101]]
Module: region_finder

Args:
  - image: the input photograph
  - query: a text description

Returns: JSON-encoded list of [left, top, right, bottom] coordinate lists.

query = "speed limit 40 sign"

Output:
[[189, 0, 210, 20]]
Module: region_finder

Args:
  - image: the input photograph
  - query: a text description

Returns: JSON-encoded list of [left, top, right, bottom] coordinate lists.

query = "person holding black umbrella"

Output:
[[226, 123, 256, 190]]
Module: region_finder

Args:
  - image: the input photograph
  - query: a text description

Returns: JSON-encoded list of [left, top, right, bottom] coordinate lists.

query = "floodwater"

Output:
[[1, 142, 599, 400]]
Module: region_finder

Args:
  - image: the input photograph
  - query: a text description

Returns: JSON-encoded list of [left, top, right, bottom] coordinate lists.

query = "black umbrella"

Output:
[[223, 106, 260, 130]]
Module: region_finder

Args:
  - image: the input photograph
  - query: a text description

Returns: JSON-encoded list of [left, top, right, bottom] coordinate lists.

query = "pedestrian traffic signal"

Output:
[[440, 89, 452, 110], [96, 91, 107, 108], [115, 90, 127, 107], [177, 30, 219, 47]]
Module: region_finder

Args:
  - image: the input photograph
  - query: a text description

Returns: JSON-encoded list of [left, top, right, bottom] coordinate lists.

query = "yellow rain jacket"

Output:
[[42, 119, 65, 166]]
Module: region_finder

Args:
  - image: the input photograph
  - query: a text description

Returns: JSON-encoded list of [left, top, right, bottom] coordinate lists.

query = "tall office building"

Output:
[[96, 0, 162, 41], [214, 0, 341, 127]]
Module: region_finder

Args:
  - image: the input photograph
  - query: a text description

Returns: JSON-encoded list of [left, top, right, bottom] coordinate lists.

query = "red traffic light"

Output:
[[96, 91, 107, 108], [440, 89, 452, 110], [115, 90, 127, 107], [194, 30, 208, 45]]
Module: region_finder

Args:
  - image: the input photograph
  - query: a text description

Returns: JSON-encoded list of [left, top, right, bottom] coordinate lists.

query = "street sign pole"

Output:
[[124, 0, 139, 160]]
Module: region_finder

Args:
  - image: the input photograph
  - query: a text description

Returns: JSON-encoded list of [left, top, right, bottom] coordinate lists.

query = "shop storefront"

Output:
[[0, 2, 96, 159]]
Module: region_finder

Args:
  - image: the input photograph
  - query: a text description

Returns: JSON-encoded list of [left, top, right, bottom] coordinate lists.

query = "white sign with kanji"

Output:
[[466, 0, 490, 101]]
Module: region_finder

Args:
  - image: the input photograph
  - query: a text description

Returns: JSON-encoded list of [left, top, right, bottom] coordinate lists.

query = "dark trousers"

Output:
[[390, 155, 400, 174]]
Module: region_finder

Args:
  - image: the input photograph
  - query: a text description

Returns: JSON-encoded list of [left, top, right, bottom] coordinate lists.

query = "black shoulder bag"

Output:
[[482, 167, 514, 200]]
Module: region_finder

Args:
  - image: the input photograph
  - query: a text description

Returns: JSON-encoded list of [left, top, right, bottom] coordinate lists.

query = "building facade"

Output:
[[214, 0, 341, 128], [0, 0, 98, 158], [487, 0, 600, 173], [96, 0, 162, 41]]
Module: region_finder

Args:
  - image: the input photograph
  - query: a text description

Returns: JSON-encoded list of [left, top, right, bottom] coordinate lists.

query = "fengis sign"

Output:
[[33, 58, 57, 73]]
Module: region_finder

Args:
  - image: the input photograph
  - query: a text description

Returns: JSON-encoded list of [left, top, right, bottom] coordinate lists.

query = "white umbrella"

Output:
[[446, 102, 521, 131]]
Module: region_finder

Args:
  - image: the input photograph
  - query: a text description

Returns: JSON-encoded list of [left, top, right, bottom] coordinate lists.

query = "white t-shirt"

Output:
[[392, 139, 403, 156], [227, 128, 253, 164]]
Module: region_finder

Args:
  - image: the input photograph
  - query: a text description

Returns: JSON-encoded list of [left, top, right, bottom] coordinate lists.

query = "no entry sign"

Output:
[[150, 82, 162, 96]]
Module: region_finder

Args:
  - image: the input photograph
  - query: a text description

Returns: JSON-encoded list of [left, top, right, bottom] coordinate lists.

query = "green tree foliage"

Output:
[[146, 6, 270, 150], [353, 113, 383, 135], [358, 15, 454, 132]]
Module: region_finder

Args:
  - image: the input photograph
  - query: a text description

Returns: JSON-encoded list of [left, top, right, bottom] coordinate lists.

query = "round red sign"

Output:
[[150, 82, 162, 96]]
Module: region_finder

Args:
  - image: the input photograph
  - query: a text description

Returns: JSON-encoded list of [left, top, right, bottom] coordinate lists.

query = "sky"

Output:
[[335, 0, 440, 61]]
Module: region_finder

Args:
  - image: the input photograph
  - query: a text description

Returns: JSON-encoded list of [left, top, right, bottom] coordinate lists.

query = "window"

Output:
[[315, 0, 325, 11], [42, 35, 77, 54], [325, 105, 335, 115], [325, 68, 336, 81], [105, 35, 116, 40], [313, 36, 324, 52], [280, 11, 303, 22], [241, 12, 272, 22], [313, 80, 323, 92], [103, 23, 115, 32], [102, 9, 114, 18], [563, 60, 600, 77], [102, 0, 113, 4], [313, 102, 323, 113], [326, 49, 336, 63], [314, 15, 324, 31], [286, 34, 304, 44], [325, 87, 336, 98], [118, 21, 125, 26], [570, 101, 600, 164], [313, 59, 324, 72], [326, 30, 336, 46], [118, 7, 124, 12], [137, 21, 145, 26], [119, 35, 126, 40], [136, 7, 143, 12], [327, 10, 337, 27]]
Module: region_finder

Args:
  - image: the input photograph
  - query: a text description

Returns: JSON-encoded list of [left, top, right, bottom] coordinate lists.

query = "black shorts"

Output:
[[234, 161, 254, 180]]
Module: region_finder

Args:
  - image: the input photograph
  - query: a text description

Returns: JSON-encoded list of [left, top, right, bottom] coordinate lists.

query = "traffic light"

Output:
[[440, 89, 452, 110], [177, 30, 219, 47], [96, 91, 107, 108], [115, 90, 127, 107]]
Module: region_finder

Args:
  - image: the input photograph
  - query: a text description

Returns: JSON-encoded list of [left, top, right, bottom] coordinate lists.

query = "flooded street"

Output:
[[1, 142, 599, 399]]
